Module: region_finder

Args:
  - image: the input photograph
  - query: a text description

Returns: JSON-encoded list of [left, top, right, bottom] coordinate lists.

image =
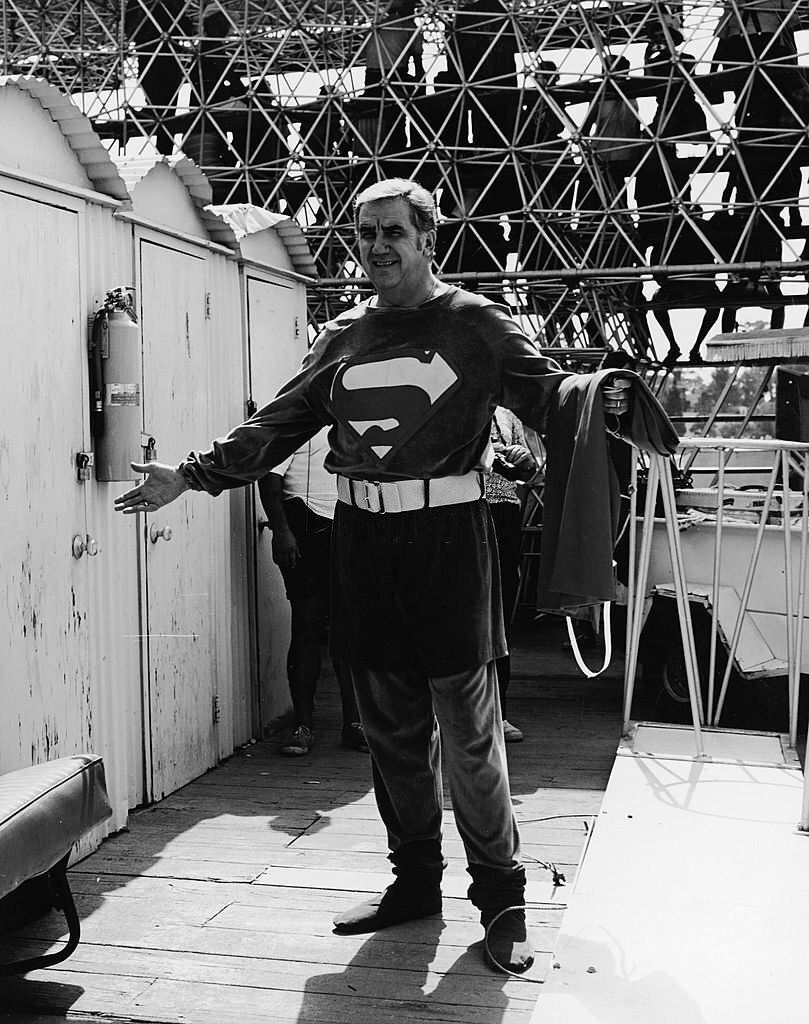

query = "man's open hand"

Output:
[[114, 462, 189, 515]]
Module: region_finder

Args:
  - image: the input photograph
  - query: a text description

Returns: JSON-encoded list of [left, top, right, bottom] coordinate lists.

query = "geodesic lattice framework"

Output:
[[4, 0, 809, 359]]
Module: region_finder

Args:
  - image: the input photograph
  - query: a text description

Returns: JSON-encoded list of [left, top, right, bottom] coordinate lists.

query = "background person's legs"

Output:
[[281, 499, 367, 755], [286, 592, 325, 732], [487, 501, 523, 730], [333, 658, 366, 750]]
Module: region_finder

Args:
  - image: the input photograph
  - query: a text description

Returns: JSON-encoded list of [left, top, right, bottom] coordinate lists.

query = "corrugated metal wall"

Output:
[[0, 80, 307, 836]]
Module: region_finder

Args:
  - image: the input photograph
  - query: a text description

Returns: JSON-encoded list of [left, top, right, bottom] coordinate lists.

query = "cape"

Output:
[[537, 368, 679, 613]]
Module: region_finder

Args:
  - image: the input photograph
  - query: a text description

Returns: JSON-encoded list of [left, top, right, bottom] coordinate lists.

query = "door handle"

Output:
[[72, 535, 99, 559]]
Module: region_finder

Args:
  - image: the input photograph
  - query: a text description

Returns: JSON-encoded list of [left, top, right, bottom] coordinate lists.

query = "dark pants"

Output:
[[280, 498, 357, 730], [488, 500, 523, 718], [349, 661, 525, 918]]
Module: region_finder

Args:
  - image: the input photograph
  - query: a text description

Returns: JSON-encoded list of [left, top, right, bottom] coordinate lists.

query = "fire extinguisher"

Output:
[[88, 288, 141, 482]]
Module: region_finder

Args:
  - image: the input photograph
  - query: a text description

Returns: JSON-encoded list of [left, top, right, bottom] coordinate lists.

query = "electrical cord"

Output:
[[484, 902, 568, 981], [517, 814, 593, 826], [482, 813, 596, 979]]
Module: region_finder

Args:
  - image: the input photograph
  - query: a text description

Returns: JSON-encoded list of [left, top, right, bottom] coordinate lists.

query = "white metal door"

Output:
[[0, 189, 91, 767], [246, 275, 304, 407], [138, 238, 217, 799], [247, 275, 307, 731]]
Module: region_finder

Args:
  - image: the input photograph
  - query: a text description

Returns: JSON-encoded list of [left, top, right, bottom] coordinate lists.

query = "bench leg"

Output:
[[0, 853, 81, 976]]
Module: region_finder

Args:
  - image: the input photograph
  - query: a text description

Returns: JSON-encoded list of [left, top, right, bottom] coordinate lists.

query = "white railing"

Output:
[[623, 438, 809, 830]]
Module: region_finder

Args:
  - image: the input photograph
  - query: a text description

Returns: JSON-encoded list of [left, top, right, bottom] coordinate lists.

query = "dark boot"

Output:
[[469, 864, 534, 973], [333, 878, 442, 935], [482, 904, 535, 973]]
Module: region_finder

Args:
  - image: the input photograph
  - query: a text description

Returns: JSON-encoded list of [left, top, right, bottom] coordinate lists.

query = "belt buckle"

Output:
[[364, 480, 385, 513]]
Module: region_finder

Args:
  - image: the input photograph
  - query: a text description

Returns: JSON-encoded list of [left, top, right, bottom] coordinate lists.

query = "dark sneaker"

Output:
[[341, 722, 369, 753], [333, 880, 442, 935], [483, 905, 535, 974], [281, 724, 313, 757]]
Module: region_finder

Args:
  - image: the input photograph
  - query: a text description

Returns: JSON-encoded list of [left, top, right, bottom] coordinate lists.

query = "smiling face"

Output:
[[356, 196, 437, 307]]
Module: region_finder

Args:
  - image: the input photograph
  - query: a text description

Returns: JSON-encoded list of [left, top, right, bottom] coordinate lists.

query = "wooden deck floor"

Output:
[[0, 619, 625, 1024]]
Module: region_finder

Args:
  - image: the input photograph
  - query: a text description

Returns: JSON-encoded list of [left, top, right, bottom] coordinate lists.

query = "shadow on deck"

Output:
[[0, 617, 627, 1024]]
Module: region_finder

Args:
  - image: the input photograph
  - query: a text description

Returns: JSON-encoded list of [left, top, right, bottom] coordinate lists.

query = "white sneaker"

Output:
[[502, 720, 524, 743]]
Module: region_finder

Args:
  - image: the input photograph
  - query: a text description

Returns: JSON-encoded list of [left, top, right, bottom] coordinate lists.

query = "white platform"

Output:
[[533, 724, 809, 1024]]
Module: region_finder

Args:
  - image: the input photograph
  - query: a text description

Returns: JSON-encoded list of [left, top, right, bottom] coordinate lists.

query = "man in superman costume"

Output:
[[115, 179, 657, 973]]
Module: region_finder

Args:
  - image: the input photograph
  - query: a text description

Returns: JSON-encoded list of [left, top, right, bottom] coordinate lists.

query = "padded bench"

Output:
[[0, 754, 112, 975]]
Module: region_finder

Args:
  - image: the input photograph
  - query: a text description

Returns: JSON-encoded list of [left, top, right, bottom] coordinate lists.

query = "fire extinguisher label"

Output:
[[105, 383, 141, 406]]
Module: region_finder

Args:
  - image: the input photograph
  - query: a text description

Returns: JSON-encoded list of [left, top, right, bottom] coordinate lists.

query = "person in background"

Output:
[[362, 0, 424, 97], [485, 408, 539, 743], [124, 0, 191, 155], [258, 428, 367, 757], [580, 54, 644, 202]]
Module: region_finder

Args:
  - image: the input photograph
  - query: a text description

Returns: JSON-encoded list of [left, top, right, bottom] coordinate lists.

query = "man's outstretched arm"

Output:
[[114, 462, 189, 515]]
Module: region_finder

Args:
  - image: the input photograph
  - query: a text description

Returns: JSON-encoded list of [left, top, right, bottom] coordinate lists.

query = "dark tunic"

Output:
[[180, 287, 569, 673]]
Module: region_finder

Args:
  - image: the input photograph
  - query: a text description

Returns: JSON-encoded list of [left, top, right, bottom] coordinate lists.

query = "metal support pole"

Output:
[[790, 452, 809, 750], [782, 451, 796, 732], [623, 454, 661, 733], [732, 365, 775, 442], [658, 455, 705, 753], [708, 450, 727, 725], [623, 453, 638, 726], [682, 365, 741, 471]]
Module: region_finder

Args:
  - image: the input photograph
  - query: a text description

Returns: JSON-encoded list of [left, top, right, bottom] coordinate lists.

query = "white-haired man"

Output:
[[115, 178, 634, 973]]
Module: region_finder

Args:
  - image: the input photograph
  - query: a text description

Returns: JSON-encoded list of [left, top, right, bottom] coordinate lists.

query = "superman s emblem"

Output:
[[331, 348, 461, 463]]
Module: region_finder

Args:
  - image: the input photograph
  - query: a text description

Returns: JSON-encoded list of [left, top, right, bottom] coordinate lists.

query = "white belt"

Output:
[[337, 472, 484, 514]]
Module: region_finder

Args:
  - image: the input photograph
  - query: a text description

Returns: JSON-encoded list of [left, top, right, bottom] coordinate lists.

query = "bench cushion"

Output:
[[0, 755, 112, 899]]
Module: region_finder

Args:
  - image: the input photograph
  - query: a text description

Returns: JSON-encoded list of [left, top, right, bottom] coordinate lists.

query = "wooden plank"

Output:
[[285, 832, 585, 864], [142, 791, 605, 825], [81, 831, 299, 861], [62, 874, 568, 928], [68, 851, 265, 883], [75, 842, 584, 888], [0, 970, 156, 1014], [117, 806, 319, 832], [0, 922, 549, 986], [150, 793, 385, 819], [205, 902, 560, 949], [0, 937, 549, 1005], [106, 813, 595, 850], [251, 866, 564, 906], [0, 623, 622, 1024], [109, 975, 538, 1024]]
